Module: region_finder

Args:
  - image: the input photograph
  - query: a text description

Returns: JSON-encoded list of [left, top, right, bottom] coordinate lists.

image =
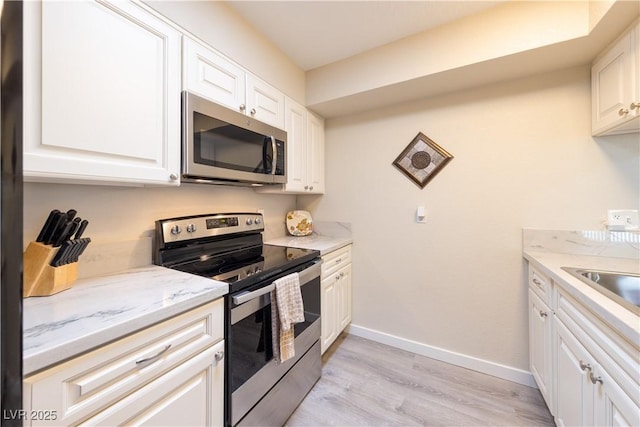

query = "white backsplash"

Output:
[[523, 229, 640, 259]]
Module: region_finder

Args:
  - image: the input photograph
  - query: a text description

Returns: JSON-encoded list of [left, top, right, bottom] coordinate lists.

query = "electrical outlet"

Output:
[[607, 209, 639, 231]]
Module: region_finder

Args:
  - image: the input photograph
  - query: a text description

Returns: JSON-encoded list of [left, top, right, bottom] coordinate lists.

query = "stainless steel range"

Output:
[[153, 213, 321, 426]]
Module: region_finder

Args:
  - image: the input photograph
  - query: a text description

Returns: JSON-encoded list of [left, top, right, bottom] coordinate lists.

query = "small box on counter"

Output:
[[23, 208, 90, 298]]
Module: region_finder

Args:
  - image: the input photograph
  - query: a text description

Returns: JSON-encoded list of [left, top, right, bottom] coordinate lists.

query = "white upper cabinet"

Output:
[[183, 37, 284, 129], [281, 98, 308, 192], [183, 36, 246, 113], [24, 0, 182, 185], [592, 19, 640, 136], [306, 111, 326, 194], [258, 98, 325, 195]]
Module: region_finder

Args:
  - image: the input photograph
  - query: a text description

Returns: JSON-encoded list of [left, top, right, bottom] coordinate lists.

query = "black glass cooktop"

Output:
[[170, 244, 319, 293]]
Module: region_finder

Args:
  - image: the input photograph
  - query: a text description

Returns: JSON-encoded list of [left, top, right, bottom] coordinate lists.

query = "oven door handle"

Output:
[[232, 260, 322, 305]]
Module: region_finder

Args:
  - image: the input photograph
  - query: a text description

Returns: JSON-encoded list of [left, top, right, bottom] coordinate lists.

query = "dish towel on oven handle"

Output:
[[270, 272, 305, 363]]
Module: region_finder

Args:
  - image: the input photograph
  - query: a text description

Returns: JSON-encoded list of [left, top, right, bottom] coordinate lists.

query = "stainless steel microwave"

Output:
[[182, 92, 286, 185]]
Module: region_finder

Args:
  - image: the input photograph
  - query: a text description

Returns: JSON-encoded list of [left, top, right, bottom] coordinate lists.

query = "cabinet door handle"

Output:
[[589, 372, 603, 385], [539, 310, 548, 318], [304, 185, 309, 190], [239, 104, 246, 112], [215, 351, 224, 362], [250, 108, 256, 115], [309, 186, 314, 190], [169, 173, 178, 181], [630, 102, 640, 111], [619, 108, 629, 116], [579, 360, 592, 372], [136, 344, 172, 366]]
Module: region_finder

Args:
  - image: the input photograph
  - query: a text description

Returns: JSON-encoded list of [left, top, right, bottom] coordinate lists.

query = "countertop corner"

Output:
[[23, 265, 228, 376]]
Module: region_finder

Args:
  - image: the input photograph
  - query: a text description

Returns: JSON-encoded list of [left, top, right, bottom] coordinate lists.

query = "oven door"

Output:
[[182, 91, 286, 184], [227, 259, 321, 426]]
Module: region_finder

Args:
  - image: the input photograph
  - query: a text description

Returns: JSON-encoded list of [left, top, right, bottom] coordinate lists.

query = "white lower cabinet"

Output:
[[23, 300, 225, 426], [554, 318, 639, 427], [527, 264, 640, 427], [321, 245, 352, 354], [528, 289, 553, 411], [81, 341, 224, 427]]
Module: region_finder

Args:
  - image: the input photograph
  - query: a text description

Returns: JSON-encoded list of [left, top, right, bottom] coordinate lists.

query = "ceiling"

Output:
[[225, 1, 506, 71]]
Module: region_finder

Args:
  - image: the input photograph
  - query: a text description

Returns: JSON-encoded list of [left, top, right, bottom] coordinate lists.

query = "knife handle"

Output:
[[74, 219, 89, 239], [66, 218, 81, 241], [50, 241, 71, 267], [52, 221, 74, 248], [36, 209, 60, 242], [44, 212, 66, 245]]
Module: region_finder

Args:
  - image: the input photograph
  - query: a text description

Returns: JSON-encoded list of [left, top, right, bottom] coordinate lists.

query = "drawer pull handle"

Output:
[[335, 258, 342, 263], [579, 360, 592, 372], [589, 372, 603, 385], [532, 278, 542, 286], [136, 344, 172, 366], [539, 310, 548, 318], [215, 351, 225, 362]]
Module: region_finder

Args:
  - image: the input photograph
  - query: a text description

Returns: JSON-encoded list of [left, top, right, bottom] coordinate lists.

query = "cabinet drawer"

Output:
[[529, 266, 551, 306], [322, 245, 352, 277], [555, 287, 640, 406], [24, 299, 223, 426]]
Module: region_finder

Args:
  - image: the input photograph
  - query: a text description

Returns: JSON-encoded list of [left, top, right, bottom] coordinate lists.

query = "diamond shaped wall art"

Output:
[[392, 132, 454, 189]]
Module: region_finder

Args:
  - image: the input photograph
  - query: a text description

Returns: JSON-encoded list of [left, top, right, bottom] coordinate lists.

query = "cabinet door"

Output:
[[321, 275, 337, 354], [306, 112, 325, 194], [246, 75, 285, 129], [528, 290, 553, 413], [594, 365, 640, 427], [592, 22, 639, 135], [183, 37, 246, 112], [283, 98, 308, 192], [80, 340, 224, 427], [24, 1, 181, 185], [554, 320, 594, 427], [337, 264, 352, 332]]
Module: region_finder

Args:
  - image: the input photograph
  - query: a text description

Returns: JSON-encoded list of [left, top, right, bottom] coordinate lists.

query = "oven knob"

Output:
[[186, 224, 197, 233], [246, 218, 253, 225], [170, 225, 182, 235], [255, 217, 262, 225]]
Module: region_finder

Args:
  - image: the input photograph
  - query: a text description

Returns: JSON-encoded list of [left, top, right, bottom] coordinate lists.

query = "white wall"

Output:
[[299, 66, 640, 374], [23, 183, 295, 276]]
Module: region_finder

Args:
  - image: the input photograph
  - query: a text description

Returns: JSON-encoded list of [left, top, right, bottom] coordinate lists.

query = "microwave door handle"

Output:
[[270, 136, 277, 175]]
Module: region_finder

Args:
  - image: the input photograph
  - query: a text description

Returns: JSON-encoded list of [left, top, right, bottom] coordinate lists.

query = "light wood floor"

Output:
[[286, 333, 555, 427]]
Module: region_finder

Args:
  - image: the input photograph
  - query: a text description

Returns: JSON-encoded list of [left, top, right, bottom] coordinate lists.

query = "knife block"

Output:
[[23, 241, 78, 297]]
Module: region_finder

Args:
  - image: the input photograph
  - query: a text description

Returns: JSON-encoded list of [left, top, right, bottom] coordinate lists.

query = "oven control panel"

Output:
[[158, 213, 264, 243]]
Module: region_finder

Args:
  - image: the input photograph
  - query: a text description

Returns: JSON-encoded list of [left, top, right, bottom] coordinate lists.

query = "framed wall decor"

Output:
[[392, 132, 454, 189]]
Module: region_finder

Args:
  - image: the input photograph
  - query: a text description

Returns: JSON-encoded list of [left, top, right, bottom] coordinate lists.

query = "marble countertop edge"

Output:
[[23, 265, 228, 376], [265, 234, 353, 255], [523, 250, 639, 348]]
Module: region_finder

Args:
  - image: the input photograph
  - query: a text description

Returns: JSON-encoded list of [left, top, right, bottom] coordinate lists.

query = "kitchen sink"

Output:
[[561, 267, 640, 315]]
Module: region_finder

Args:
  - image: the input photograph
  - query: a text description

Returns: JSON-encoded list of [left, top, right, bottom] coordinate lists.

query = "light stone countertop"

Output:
[[23, 265, 228, 376], [266, 234, 352, 256], [266, 221, 353, 255], [523, 250, 639, 348]]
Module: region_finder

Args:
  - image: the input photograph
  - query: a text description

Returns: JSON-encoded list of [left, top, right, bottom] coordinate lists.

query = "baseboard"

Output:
[[346, 324, 537, 388]]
